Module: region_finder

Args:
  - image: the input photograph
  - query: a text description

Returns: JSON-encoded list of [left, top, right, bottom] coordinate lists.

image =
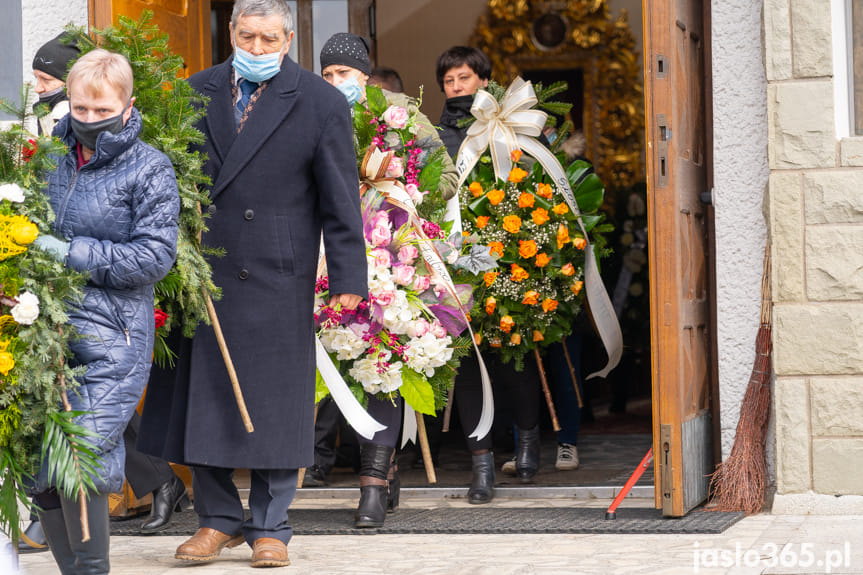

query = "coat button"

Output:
[[238, 269, 249, 280], [244, 209, 255, 221], [207, 204, 217, 215]]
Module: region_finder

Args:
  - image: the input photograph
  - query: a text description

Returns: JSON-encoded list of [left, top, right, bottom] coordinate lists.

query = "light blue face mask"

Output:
[[233, 45, 284, 83], [336, 76, 364, 106]]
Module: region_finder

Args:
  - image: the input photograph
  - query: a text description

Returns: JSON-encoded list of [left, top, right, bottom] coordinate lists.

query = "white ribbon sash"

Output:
[[365, 149, 494, 441], [315, 338, 386, 439], [454, 77, 622, 379]]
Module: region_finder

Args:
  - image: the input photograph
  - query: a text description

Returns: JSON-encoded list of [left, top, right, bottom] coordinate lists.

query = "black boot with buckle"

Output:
[[355, 443, 394, 528]]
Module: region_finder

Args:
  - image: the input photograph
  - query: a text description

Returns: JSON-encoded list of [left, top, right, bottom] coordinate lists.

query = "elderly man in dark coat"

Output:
[[138, 0, 367, 568]]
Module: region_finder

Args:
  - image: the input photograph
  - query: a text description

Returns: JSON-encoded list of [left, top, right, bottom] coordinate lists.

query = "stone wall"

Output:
[[765, 0, 863, 512]]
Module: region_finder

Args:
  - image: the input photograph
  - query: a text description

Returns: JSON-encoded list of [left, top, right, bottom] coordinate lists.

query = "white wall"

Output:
[[21, 0, 88, 93], [711, 0, 769, 458]]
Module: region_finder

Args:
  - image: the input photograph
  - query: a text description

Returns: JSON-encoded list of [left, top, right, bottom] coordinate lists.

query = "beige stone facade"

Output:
[[766, 0, 863, 509]]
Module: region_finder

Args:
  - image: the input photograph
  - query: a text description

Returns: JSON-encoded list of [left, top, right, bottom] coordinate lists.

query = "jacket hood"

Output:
[[56, 107, 144, 169], [439, 94, 475, 128]]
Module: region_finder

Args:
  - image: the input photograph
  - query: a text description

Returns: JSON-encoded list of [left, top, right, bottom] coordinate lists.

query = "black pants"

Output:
[[456, 353, 540, 451], [123, 411, 176, 499], [356, 394, 403, 449]]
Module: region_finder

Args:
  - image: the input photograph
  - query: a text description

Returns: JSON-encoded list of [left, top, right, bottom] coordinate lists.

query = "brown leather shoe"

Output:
[[251, 537, 290, 568], [175, 527, 244, 562]]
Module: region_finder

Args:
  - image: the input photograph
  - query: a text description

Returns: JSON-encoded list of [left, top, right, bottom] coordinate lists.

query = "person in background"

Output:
[[319, 31, 457, 529], [31, 48, 180, 575], [434, 45, 544, 503], [368, 66, 403, 93], [435, 46, 490, 159], [31, 32, 79, 136], [137, 1, 367, 567]]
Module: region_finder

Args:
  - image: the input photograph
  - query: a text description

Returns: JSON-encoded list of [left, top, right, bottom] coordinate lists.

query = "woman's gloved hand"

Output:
[[33, 234, 70, 262]]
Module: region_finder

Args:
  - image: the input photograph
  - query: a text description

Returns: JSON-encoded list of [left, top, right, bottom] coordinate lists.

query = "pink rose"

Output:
[[370, 221, 392, 247], [407, 318, 430, 338], [375, 290, 396, 306], [398, 244, 419, 264], [382, 105, 409, 129], [369, 247, 392, 268], [412, 274, 431, 292], [430, 321, 448, 338], [386, 157, 404, 178], [392, 264, 416, 286]]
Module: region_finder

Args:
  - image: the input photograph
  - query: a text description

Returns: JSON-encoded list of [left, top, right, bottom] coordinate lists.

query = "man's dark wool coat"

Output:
[[138, 55, 368, 470]]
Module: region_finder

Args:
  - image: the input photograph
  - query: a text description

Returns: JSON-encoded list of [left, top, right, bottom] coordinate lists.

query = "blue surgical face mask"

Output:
[[546, 131, 557, 145], [336, 76, 364, 106], [233, 45, 284, 83]]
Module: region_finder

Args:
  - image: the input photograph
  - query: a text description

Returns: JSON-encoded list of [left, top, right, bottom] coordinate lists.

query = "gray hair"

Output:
[[231, 0, 294, 37]]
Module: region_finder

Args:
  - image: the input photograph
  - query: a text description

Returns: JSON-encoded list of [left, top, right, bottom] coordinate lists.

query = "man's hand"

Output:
[[329, 293, 363, 310]]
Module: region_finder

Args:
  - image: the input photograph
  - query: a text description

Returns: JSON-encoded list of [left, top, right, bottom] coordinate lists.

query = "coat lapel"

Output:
[[201, 60, 237, 165], [211, 56, 302, 200]]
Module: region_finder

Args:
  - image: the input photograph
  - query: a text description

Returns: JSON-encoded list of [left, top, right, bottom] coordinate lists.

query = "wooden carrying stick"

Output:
[[297, 403, 319, 488], [560, 336, 584, 408], [415, 411, 437, 483], [204, 295, 254, 433], [441, 386, 455, 432], [57, 363, 90, 542], [534, 347, 561, 432]]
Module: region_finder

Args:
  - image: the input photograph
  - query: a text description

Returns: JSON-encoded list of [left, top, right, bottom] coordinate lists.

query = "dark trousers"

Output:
[[123, 411, 175, 498], [192, 466, 297, 545], [548, 335, 584, 445], [456, 353, 540, 451], [357, 394, 403, 449]]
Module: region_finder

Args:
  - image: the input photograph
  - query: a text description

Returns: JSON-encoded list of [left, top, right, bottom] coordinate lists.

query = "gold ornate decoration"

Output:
[[473, 0, 644, 193]]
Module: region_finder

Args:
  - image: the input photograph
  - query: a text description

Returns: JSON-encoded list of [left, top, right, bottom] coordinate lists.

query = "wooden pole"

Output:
[[441, 386, 455, 432], [415, 411, 437, 483], [204, 295, 254, 433], [534, 347, 560, 432], [297, 403, 319, 488], [57, 351, 90, 542], [561, 336, 584, 408]]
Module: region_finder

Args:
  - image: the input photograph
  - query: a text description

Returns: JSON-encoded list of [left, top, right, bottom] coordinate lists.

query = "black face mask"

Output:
[[70, 112, 125, 151], [33, 86, 66, 113]]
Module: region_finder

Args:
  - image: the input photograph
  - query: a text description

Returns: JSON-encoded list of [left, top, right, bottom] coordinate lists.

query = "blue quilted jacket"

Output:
[[35, 109, 180, 493]]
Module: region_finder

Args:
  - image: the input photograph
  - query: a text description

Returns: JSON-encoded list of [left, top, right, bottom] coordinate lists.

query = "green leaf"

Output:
[[398, 369, 436, 415], [573, 174, 605, 213], [366, 85, 388, 116], [418, 156, 443, 193], [314, 368, 331, 403], [468, 194, 491, 216]]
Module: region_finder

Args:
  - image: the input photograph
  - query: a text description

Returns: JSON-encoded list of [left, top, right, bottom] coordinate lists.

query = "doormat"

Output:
[[111, 507, 743, 536]]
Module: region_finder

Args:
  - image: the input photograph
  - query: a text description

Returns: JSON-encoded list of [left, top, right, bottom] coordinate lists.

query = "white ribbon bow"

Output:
[[448, 77, 623, 380]]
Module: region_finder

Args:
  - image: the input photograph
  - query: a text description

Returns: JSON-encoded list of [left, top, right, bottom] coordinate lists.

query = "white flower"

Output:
[[404, 333, 454, 377], [349, 355, 404, 394], [11, 291, 40, 325], [319, 326, 368, 360], [382, 290, 417, 334], [0, 183, 26, 203]]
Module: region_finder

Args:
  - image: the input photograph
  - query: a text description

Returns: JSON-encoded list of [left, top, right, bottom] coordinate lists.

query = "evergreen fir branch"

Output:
[[42, 411, 101, 501]]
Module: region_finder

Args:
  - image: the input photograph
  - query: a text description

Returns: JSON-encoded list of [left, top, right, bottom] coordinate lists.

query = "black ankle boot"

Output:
[[386, 462, 400, 514], [467, 451, 495, 504], [355, 443, 394, 528], [516, 425, 541, 482], [141, 475, 190, 534]]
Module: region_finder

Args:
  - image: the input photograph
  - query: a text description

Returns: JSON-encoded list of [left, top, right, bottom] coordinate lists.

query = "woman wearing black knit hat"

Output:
[[318, 32, 459, 530]]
